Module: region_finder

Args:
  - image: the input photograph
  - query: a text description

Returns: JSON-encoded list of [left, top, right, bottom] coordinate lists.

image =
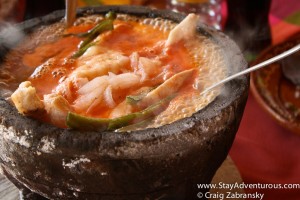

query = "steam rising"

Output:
[[0, 23, 25, 98], [0, 23, 25, 51]]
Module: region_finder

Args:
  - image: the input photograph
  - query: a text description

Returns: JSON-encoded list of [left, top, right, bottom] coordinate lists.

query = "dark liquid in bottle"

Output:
[[225, 0, 272, 57]]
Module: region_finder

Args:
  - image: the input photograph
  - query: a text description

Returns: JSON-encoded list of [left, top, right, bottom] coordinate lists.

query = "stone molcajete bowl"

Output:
[[0, 6, 249, 200]]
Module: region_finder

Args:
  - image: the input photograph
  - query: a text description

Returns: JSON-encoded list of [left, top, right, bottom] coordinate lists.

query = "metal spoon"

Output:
[[201, 44, 300, 94], [65, 0, 77, 27]]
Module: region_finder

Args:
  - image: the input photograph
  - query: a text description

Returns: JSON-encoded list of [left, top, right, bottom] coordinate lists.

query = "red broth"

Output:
[[2, 14, 225, 130]]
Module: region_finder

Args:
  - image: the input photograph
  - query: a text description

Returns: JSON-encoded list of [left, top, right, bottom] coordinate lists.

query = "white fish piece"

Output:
[[104, 85, 116, 108], [109, 73, 141, 90], [73, 80, 108, 113], [71, 77, 89, 90], [81, 45, 108, 58], [74, 51, 130, 80], [55, 76, 88, 101], [130, 52, 139, 71], [73, 73, 139, 114], [77, 76, 109, 95], [43, 94, 71, 127], [109, 100, 133, 119], [165, 13, 199, 47], [11, 81, 44, 114], [139, 68, 196, 107], [137, 57, 162, 81], [85, 95, 104, 114], [108, 72, 117, 77]]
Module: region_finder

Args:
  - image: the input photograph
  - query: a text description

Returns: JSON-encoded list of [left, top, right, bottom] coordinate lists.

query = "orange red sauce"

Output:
[[21, 19, 197, 121]]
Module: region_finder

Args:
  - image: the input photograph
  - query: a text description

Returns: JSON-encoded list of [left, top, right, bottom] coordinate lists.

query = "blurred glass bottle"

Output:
[[224, 0, 272, 59], [23, 0, 148, 20], [167, 0, 222, 30], [24, 0, 65, 20]]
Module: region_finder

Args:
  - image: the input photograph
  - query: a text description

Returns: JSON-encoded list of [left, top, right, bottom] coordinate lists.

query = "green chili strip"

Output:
[[126, 87, 155, 105], [62, 32, 88, 38], [66, 95, 175, 131], [71, 42, 96, 59], [105, 11, 117, 21], [66, 112, 110, 131], [79, 11, 116, 48], [79, 19, 114, 49], [126, 94, 145, 105], [70, 11, 116, 58]]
